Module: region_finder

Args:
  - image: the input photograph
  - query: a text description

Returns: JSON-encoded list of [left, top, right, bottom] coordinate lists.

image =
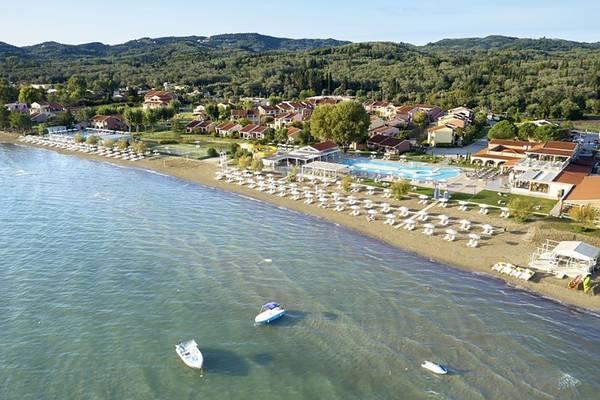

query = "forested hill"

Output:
[[2, 34, 600, 119], [6, 33, 350, 59], [426, 35, 600, 51]]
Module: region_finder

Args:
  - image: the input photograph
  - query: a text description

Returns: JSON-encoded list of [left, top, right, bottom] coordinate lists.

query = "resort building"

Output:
[[368, 125, 400, 138], [143, 91, 178, 109], [426, 125, 455, 146], [215, 121, 242, 137], [395, 104, 444, 123], [90, 115, 126, 131], [563, 176, 600, 210], [231, 109, 260, 124], [471, 139, 533, 167], [261, 141, 341, 170], [367, 135, 411, 154], [364, 101, 397, 119], [240, 124, 269, 140], [258, 105, 278, 116], [270, 112, 296, 129], [30, 101, 66, 117], [4, 102, 29, 113], [286, 127, 302, 143]]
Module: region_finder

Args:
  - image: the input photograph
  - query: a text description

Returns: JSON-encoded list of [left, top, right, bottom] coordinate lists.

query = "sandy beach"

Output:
[[3, 131, 600, 311]]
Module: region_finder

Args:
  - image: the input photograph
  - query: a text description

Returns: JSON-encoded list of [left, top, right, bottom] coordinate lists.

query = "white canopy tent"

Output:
[[530, 240, 600, 278]]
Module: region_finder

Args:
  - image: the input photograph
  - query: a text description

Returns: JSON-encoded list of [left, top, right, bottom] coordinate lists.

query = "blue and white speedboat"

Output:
[[255, 302, 286, 324]]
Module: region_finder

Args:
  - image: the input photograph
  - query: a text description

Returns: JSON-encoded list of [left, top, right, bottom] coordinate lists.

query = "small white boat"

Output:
[[175, 339, 203, 370], [255, 302, 286, 324], [421, 360, 448, 375]]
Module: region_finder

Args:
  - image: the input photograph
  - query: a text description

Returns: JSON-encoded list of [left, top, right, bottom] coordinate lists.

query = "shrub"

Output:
[[117, 138, 129, 151], [390, 179, 410, 200], [206, 147, 219, 158], [508, 197, 535, 222], [341, 176, 354, 192], [74, 133, 85, 143], [86, 135, 98, 145], [569, 204, 598, 230], [250, 158, 263, 172], [103, 138, 115, 148], [238, 154, 252, 169]]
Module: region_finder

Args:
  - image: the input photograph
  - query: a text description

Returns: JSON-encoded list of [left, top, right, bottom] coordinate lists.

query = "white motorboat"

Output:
[[254, 302, 286, 324], [175, 339, 203, 370], [421, 360, 448, 375]]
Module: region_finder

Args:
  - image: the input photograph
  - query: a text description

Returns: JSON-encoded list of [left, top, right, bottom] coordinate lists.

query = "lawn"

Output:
[[411, 188, 557, 214], [153, 143, 230, 159], [542, 219, 600, 240]]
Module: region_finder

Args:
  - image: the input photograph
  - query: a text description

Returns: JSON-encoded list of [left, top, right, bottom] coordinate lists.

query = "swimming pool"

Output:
[[341, 158, 461, 181]]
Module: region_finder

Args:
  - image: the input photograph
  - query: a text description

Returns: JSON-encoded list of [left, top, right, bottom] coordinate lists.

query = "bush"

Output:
[[86, 135, 98, 145], [341, 176, 354, 192], [508, 197, 535, 222], [390, 179, 410, 200], [569, 204, 598, 230], [74, 133, 85, 143], [206, 147, 219, 158]]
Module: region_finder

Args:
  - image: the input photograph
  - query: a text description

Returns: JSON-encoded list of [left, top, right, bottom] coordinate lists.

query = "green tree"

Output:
[[143, 108, 159, 131], [0, 106, 10, 129], [205, 103, 219, 120], [0, 78, 18, 104], [65, 75, 88, 104], [73, 133, 85, 143], [54, 111, 75, 128], [8, 112, 32, 132], [206, 147, 219, 158], [18, 86, 45, 105], [517, 123, 536, 140], [310, 101, 369, 147], [74, 107, 95, 123], [123, 107, 144, 132], [390, 179, 410, 200], [533, 125, 564, 142], [560, 99, 583, 120], [487, 120, 517, 140]]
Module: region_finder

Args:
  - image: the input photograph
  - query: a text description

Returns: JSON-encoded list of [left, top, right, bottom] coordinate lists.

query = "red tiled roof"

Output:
[[555, 163, 594, 185], [240, 124, 259, 133], [489, 139, 534, 147], [565, 176, 600, 201], [310, 141, 338, 151]]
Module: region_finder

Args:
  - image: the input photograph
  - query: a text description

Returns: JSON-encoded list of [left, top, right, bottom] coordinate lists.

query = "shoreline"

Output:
[[3, 131, 600, 312]]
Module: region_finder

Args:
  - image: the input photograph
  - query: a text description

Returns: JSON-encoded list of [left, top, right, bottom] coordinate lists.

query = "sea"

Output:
[[1, 142, 599, 399]]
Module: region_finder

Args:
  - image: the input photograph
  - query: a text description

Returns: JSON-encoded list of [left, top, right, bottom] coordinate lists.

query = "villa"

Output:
[[30, 101, 66, 117], [5, 102, 29, 113], [215, 121, 242, 137], [368, 125, 400, 138], [240, 124, 269, 140], [262, 141, 341, 170], [143, 91, 178, 109], [367, 135, 411, 154], [231, 109, 260, 124], [286, 126, 302, 142], [90, 115, 126, 131]]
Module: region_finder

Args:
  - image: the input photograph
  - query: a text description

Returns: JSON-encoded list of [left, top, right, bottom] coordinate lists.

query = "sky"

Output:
[[1, 0, 599, 46]]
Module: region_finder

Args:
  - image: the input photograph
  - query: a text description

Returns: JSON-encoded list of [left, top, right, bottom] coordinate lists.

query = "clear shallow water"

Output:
[[1, 143, 600, 400], [341, 158, 461, 180]]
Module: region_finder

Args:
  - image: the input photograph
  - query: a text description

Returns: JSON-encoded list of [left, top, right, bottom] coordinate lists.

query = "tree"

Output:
[[274, 128, 288, 143], [143, 109, 159, 131], [205, 103, 219, 120], [8, 112, 31, 132], [268, 94, 281, 106], [412, 111, 427, 126], [18, 86, 45, 105], [0, 106, 9, 129], [75, 107, 95, 123], [286, 165, 299, 182], [508, 197, 535, 222], [310, 101, 369, 147], [487, 120, 517, 140], [206, 147, 219, 158], [65, 75, 88, 104], [533, 125, 564, 142], [560, 99, 583, 120], [569, 205, 598, 231], [390, 179, 410, 200], [517, 122, 536, 140], [0, 78, 18, 104], [123, 107, 144, 132], [54, 111, 75, 128]]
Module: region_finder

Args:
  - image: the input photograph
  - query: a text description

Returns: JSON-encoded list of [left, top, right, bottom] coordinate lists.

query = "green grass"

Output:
[[543, 219, 600, 239], [410, 188, 556, 213], [153, 143, 230, 159]]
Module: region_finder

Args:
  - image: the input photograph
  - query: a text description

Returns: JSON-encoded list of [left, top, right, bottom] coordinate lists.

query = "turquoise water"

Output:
[[341, 158, 461, 181], [1, 143, 600, 400]]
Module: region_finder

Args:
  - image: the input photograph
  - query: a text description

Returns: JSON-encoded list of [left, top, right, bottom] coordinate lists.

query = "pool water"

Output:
[[341, 158, 461, 181]]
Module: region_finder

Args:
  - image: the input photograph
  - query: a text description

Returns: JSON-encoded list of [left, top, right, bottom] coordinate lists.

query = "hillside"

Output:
[[1, 34, 600, 120]]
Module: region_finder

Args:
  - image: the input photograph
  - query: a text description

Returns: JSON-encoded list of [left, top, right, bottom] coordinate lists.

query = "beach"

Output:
[[3, 131, 599, 311]]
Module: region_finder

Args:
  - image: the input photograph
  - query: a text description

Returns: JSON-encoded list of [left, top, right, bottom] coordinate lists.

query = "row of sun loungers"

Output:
[[218, 169, 508, 249], [20, 135, 150, 161], [492, 262, 535, 281]]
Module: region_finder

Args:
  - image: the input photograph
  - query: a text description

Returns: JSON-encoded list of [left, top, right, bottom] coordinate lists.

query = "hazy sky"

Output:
[[1, 0, 599, 46]]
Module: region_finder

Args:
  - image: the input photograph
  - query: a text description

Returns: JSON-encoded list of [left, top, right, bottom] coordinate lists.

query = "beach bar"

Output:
[[301, 161, 349, 179], [529, 240, 600, 278]]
